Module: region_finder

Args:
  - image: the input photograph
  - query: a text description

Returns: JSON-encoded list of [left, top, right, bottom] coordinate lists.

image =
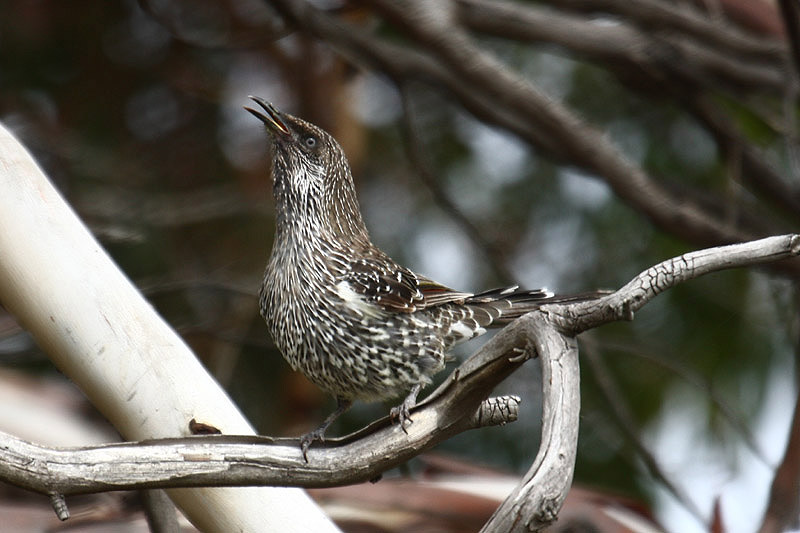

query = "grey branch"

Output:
[[0, 392, 521, 495], [481, 321, 580, 532], [459, 0, 786, 95], [2, 233, 798, 531], [549, 234, 800, 333]]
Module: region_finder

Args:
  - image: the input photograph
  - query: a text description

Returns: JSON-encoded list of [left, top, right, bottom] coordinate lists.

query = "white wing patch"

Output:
[[451, 321, 480, 340], [335, 280, 383, 319]]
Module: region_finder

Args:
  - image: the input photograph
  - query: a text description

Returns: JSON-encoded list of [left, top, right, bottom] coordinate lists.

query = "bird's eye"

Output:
[[304, 136, 317, 148]]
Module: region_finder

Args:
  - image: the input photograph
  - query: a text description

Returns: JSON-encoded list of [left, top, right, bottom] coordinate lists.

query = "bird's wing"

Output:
[[415, 275, 473, 307], [341, 258, 472, 313]]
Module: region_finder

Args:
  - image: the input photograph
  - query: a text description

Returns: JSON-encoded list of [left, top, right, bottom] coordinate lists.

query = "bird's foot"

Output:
[[390, 384, 422, 434], [390, 400, 414, 433], [299, 428, 326, 462], [299, 398, 353, 462], [509, 346, 529, 363]]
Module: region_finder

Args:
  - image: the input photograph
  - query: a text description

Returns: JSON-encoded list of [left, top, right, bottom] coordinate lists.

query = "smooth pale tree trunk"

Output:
[[0, 123, 339, 533]]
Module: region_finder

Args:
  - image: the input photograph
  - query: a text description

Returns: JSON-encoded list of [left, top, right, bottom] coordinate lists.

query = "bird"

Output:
[[245, 95, 573, 458]]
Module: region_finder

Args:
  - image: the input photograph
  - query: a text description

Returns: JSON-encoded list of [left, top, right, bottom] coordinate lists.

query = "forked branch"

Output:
[[1, 234, 796, 532]]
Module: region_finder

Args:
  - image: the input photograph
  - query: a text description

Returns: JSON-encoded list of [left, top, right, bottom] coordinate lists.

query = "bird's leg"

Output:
[[390, 383, 422, 433], [300, 398, 353, 461]]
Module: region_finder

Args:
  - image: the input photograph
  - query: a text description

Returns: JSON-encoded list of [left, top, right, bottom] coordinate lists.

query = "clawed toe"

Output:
[[299, 398, 353, 461], [390, 401, 414, 433], [300, 429, 325, 461], [390, 384, 421, 434]]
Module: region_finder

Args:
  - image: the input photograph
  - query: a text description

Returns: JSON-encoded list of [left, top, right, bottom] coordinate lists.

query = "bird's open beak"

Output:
[[244, 96, 291, 137]]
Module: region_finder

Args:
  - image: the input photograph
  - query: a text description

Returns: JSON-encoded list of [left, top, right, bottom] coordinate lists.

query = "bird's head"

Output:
[[245, 96, 368, 243]]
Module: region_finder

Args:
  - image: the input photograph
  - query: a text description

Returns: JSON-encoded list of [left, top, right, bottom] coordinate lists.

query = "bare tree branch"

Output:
[[2, 231, 796, 530], [480, 320, 579, 532], [456, 0, 800, 226], [0, 395, 517, 495], [553, 0, 785, 60], [363, 0, 764, 243], [4, 3, 798, 530], [553, 234, 800, 333], [459, 0, 786, 96]]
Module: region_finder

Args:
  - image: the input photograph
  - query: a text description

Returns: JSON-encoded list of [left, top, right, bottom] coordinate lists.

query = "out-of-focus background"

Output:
[[0, 1, 798, 531]]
